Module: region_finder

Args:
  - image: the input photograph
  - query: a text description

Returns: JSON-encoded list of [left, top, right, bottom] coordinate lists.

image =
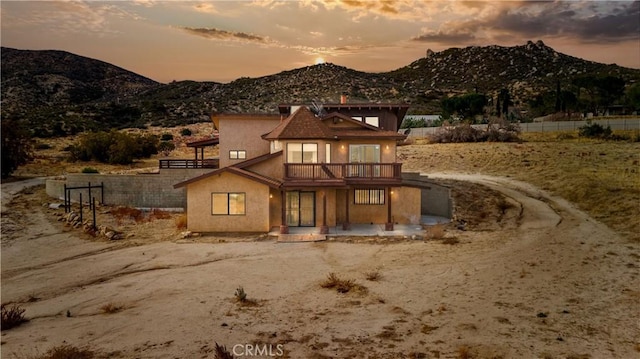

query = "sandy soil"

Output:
[[1, 175, 639, 358]]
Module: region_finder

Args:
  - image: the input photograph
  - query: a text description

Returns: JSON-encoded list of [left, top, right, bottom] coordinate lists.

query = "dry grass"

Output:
[[457, 345, 476, 359], [1, 303, 28, 330], [425, 224, 445, 240], [401, 130, 640, 241], [99, 302, 124, 314], [214, 342, 234, 359], [364, 268, 382, 281], [175, 214, 188, 229], [32, 344, 94, 359], [320, 272, 367, 294], [111, 206, 145, 224]]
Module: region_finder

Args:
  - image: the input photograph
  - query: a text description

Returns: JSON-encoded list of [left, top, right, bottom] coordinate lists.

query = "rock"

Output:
[[48, 203, 63, 209], [180, 231, 193, 239], [105, 231, 116, 240]]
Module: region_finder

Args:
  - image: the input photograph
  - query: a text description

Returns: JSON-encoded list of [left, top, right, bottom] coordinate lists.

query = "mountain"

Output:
[[2, 42, 639, 137]]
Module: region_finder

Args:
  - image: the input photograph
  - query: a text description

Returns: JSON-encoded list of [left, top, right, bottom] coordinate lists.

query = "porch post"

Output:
[[385, 187, 394, 231], [342, 189, 351, 230], [280, 190, 289, 234], [320, 191, 329, 234]]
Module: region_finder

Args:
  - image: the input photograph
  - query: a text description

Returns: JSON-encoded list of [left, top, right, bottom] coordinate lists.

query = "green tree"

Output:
[[1, 119, 33, 178], [441, 93, 487, 122]]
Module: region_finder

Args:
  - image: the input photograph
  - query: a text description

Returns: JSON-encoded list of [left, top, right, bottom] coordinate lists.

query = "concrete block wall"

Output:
[[46, 169, 211, 209], [401, 172, 453, 219]]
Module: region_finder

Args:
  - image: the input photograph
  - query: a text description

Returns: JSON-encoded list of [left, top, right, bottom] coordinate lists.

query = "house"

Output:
[[174, 102, 440, 234]]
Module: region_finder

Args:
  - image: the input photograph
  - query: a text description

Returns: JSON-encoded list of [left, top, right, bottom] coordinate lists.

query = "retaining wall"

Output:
[[402, 173, 453, 219], [46, 169, 211, 209]]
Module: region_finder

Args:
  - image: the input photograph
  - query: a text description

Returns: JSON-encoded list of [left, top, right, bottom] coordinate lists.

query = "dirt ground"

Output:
[[1, 172, 638, 358]]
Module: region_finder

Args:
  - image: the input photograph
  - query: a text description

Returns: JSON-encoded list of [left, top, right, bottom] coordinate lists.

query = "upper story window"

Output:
[[271, 140, 282, 154], [287, 143, 318, 163], [351, 116, 379, 127], [365, 116, 379, 127], [349, 144, 380, 163], [229, 150, 246, 160]]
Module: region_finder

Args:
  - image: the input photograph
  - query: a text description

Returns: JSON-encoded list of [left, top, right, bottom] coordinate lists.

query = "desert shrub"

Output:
[[578, 123, 612, 139], [68, 130, 158, 165], [426, 223, 445, 240], [320, 272, 366, 294], [81, 167, 99, 174], [175, 214, 187, 229], [234, 286, 247, 302], [38, 344, 94, 359], [149, 208, 172, 220], [1, 304, 28, 330], [214, 343, 234, 359], [100, 303, 123, 314], [364, 269, 381, 281], [180, 128, 192, 136], [111, 206, 144, 223], [35, 143, 52, 150], [429, 123, 520, 143], [160, 133, 174, 141], [158, 141, 176, 156]]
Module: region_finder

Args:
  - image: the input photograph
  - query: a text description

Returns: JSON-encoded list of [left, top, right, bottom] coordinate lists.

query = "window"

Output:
[[354, 189, 385, 205], [287, 143, 317, 163], [352, 116, 362, 121], [229, 150, 246, 160], [271, 140, 282, 154], [365, 116, 379, 127], [325, 143, 331, 163], [211, 193, 246, 215], [349, 144, 380, 163]]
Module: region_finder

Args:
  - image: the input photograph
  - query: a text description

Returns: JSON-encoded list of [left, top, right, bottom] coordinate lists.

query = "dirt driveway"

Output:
[[1, 175, 638, 358]]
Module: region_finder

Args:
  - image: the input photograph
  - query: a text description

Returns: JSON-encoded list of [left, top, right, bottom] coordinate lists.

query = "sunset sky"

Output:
[[2, 1, 639, 83]]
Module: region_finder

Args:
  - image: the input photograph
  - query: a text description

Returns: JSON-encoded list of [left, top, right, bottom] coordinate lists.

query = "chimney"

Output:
[[340, 94, 347, 104]]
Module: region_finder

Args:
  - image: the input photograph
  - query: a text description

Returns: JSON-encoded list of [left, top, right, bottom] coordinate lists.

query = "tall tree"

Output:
[[1, 119, 33, 178]]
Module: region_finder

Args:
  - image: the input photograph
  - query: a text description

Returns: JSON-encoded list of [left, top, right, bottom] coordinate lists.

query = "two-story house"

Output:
[[174, 102, 425, 234]]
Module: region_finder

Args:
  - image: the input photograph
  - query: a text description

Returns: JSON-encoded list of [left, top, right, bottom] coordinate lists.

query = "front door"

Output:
[[286, 191, 315, 227]]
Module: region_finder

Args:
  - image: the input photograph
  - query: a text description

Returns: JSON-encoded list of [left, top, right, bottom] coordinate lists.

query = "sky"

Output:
[[1, 0, 639, 84]]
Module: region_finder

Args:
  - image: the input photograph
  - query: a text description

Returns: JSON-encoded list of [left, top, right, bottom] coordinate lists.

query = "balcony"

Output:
[[283, 163, 402, 187], [159, 159, 220, 169]]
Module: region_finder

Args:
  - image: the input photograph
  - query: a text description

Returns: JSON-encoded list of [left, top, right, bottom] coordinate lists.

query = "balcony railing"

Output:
[[284, 163, 402, 182], [159, 159, 219, 169]]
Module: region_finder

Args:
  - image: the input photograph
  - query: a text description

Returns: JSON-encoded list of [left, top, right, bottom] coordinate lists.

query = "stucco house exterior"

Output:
[[174, 102, 430, 234]]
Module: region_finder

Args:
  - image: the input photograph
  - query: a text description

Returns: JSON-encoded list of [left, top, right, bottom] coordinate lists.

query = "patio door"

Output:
[[286, 191, 315, 227]]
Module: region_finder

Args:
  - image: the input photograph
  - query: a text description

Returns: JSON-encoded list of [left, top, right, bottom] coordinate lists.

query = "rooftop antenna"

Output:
[[310, 100, 327, 117]]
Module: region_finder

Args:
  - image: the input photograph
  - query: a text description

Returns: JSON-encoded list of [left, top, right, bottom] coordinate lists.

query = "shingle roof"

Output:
[[262, 106, 334, 140], [173, 151, 283, 189]]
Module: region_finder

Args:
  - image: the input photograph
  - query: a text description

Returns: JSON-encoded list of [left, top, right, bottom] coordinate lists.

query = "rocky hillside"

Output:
[[2, 41, 639, 137]]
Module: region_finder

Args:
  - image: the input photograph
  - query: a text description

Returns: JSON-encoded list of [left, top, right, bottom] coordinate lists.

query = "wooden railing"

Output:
[[159, 159, 219, 169], [284, 163, 402, 181]]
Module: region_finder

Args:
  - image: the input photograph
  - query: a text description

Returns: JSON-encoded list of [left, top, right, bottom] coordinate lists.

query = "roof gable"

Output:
[[262, 106, 333, 140]]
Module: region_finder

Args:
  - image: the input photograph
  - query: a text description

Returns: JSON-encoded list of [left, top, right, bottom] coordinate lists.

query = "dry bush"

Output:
[[426, 224, 445, 240], [233, 286, 258, 307], [320, 272, 367, 294], [364, 269, 382, 281], [149, 208, 172, 220], [457, 345, 476, 359], [175, 214, 187, 229], [442, 237, 460, 245], [214, 342, 234, 359], [429, 123, 520, 143], [35, 344, 94, 359], [100, 303, 123, 314], [234, 286, 247, 302], [1, 303, 27, 330], [111, 206, 144, 223]]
